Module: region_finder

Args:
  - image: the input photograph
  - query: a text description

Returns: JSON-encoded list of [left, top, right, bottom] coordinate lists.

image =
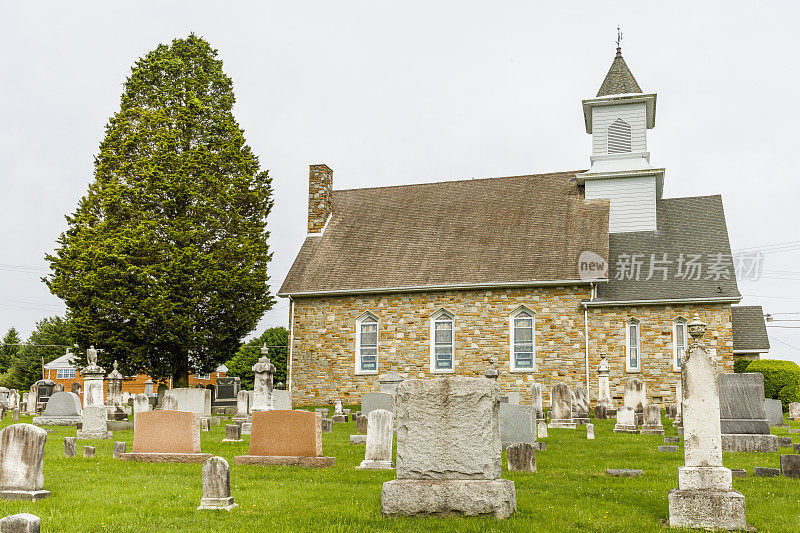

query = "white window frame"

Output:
[[672, 318, 687, 372], [355, 312, 379, 375], [196, 373, 211, 381], [56, 368, 75, 380], [625, 319, 641, 372], [430, 309, 455, 374], [509, 307, 536, 372]]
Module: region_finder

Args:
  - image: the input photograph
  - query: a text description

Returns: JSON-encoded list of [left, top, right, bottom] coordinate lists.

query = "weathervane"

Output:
[[616, 25, 623, 48]]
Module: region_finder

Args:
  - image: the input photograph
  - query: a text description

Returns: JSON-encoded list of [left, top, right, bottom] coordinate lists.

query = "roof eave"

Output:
[[279, 278, 608, 298], [582, 296, 742, 308], [733, 349, 770, 354]]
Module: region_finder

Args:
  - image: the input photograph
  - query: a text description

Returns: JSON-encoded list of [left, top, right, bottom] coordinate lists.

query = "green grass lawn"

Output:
[[1, 411, 799, 532]]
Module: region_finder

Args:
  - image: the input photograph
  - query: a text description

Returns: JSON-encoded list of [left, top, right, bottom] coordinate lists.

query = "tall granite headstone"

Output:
[[548, 383, 577, 429], [718, 373, 777, 452]]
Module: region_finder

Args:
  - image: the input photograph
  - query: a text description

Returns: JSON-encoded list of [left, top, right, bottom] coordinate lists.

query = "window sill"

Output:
[[509, 367, 537, 373], [625, 369, 642, 373], [355, 370, 378, 376], [430, 368, 455, 374]]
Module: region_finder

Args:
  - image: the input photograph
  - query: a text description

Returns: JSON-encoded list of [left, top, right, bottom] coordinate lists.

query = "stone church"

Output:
[[278, 47, 768, 407]]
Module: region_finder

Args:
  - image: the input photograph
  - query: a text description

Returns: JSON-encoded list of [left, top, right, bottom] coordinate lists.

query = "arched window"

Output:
[[430, 310, 455, 373], [673, 318, 687, 372], [625, 318, 641, 372], [509, 307, 535, 371], [355, 312, 379, 374], [607, 118, 632, 154]]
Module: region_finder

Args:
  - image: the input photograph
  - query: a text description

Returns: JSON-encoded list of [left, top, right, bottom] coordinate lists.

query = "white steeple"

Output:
[[577, 40, 664, 233]]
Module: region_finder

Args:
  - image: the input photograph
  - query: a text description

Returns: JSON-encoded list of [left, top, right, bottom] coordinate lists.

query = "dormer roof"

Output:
[[597, 48, 642, 97]]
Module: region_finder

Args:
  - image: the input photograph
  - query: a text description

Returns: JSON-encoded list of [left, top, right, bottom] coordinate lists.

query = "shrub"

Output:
[[779, 382, 800, 409], [745, 359, 800, 409], [733, 358, 751, 373]]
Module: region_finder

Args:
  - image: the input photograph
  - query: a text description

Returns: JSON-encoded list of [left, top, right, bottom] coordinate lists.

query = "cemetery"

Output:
[[0, 322, 799, 531]]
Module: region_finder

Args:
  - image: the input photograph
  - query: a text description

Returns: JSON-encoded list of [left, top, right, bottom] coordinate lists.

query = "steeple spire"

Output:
[[597, 27, 642, 97]]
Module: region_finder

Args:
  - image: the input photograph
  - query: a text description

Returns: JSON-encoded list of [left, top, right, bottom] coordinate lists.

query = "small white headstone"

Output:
[[357, 409, 394, 470]]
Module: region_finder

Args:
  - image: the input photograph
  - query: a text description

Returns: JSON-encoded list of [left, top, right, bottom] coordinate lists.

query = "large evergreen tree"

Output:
[[46, 35, 273, 386], [1, 316, 72, 390], [0, 327, 21, 374]]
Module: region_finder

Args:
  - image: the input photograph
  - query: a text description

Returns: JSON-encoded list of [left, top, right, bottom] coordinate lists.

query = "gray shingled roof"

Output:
[[732, 306, 770, 352], [592, 195, 741, 304], [279, 172, 610, 295], [597, 48, 643, 97]]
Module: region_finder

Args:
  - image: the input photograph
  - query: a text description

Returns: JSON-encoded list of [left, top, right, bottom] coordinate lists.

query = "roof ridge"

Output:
[[333, 170, 587, 194]]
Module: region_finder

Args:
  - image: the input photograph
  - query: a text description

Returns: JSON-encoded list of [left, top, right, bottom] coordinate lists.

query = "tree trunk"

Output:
[[172, 352, 190, 387]]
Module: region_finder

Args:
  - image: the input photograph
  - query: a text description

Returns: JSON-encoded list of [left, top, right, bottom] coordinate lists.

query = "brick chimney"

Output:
[[307, 164, 333, 234]]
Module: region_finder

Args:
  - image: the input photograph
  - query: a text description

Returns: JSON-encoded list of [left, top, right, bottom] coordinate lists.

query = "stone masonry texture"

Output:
[[288, 286, 733, 407]]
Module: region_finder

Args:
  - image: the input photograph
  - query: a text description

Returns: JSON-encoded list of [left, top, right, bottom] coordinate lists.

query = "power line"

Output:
[[744, 294, 800, 300], [768, 335, 800, 352], [766, 325, 800, 329]]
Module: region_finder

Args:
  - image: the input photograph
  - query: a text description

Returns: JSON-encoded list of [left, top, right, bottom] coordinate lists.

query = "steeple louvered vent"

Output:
[[607, 118, 632, 154]]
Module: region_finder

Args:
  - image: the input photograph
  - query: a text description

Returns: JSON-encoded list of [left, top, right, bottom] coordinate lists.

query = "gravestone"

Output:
[[357, 409, 394, 470], [162, 395, 178, 411], [530, 383, 544, 420], [537, 420, 547, 439], [668, 315, 745, 530], [380, 378, 516, 519], [251, 347, 276, 412], [222, 424, 242, 443], [12, 409, 19, 422], [106, 361, 123, 407], [597, 353, 612, 410], [548, 383, 577, 429], [321, 418, 332, 433], [163, 388, 211, 419], [70, 382, 82, 396], [506, 442, 536, 472], [613, 406, 638, 433], [718, 373, 777, 452], [789, 402, 800, 420], [361, 393, 393, 416], [586, 423, 595, 440], [213, 377, 240, 408], [675, 380, 683, 426], [133, 394, 150, 416], [81, 347, 105, 408], [623, 378, 647, 426], [780, 455, 800, 478], [198, 456, 237, 511], [77, 405, 112, 439], [120, 410, 209, 463], [32, 392, 82, 426], [83, 446, 95, 458], [332, 400, 347, 423], [233, 390, 251, 424], [572, 386, 590, 424], [144, 379, 154, 397], [356, 414, 368, 434], [378, 371, 404, 395], [156, 384, 168, 406], [235, 410, 334, 467], [0, 513, 40, 533], [273, 390, 291, 411], [113, 442, 126, 459], [64, 437, 76, 458], [0, 424, 49, 500], [499, 403, 536, 448], [640, 405, 664, 435], [764, 398, 785, 427]]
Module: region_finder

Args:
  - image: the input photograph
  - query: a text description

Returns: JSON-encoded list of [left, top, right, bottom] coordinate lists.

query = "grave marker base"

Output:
[[119, 452, 212, 463], [0, 490, 50, 501], [234, 455, 335, 468], [548, 420, 577, 429], [198, 497, 238, 511], [668, 489, 746, 530], [381, 479, 516, 519], [357, 459, 394, 470], [76, 430, 112, 440]]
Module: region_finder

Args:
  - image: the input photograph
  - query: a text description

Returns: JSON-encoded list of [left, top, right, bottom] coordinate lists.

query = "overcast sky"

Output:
[[2, 2, 799, 364]]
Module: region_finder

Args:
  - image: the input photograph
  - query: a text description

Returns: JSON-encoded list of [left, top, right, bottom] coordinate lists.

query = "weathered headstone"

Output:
[[251, 347, 276, 412], [64, 436, 76, 458], [83, 446, 95, 458], [273, 390, 291, 411], [361, 393, 394, 416], [530, 383, 544, 420], [144, 379, 154, 397], [223, 424, 242, 443], [754, 467, 780, 477], [356, 414, 368, 434], [548, 383, 577, 429], [613, 406, 638, 433], [241, 422, 251, 435], [31, 392, 82, 426], [113, 441, 126, 459], [506, 442, 536, 472], [163, 388, 211, 418], [213, 377, 240, 408], [77, 405, 112, 439], [537, 420, 547, 439], [120, 410, 210, 463], [357, 409, 394, 470], [12, 409, 19, 422], [197, 456, 237, 510], [499, 403, 536, 448], [623, 378, 647, 426], [0, 513, 41, 533], [668, 315, 745, 530], [233, 390, 251, 424], [718, 373, 777, 452], [70, 382, 82, 396], [780, 455, 800, 478], [106, 361, 124, 407], [133, 393, 150, 416], [764, 398, 785, 427], [640, 405, 664, 435], [81, 346, 106, 408], [777, 436, 792, 448], [789, 402, 800, 421], [597, 353, 612, 410], [235, 410, 334, 467], [201, 418, 210, 432], [572, 386, 590, 424], [380, 378, 516, 519], [321, 418, 332, 433], [586, 423, 595, 440], [0, 424, 49, 500], [659, 445, 679, 453], [332, 400, 347, 423]]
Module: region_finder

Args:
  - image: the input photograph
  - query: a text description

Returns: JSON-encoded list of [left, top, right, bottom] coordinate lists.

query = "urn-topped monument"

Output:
[[82, 346, 106, 408], [251, 346, 276, 412]]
